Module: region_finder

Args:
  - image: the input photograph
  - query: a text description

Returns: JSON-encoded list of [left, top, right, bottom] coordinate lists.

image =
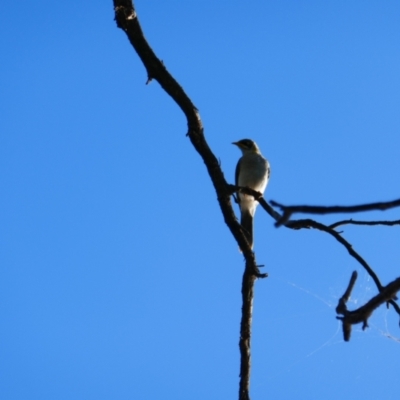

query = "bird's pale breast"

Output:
[[237, 153, 269, 193]]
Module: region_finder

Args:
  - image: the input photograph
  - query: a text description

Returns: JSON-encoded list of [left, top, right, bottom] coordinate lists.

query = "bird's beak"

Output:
[[232, 141, 245, 150]]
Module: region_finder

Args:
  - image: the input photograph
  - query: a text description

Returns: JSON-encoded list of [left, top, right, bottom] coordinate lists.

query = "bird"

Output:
[[232, 139, 270, 249]]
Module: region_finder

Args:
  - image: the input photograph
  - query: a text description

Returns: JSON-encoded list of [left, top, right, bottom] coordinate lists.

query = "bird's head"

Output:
[[232, 139, 261, 154]]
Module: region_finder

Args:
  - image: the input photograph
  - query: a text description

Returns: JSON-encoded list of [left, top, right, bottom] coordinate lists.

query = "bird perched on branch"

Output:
[[233, 139, 270, 249]]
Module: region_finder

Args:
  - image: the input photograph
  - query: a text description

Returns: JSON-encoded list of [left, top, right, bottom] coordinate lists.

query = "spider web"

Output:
[[256, 272, 400, 386]]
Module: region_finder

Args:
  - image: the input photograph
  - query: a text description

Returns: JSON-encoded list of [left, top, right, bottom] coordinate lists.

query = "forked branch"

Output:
[[230, 186, 400, 325], [114, 2, 400, 397], [336, 272, 400, 341]]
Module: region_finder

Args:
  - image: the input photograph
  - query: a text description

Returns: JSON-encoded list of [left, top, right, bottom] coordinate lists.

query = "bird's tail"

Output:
[[241, 210, 253, 249]]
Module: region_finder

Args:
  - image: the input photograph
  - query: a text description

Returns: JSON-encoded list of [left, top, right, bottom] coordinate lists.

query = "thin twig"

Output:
[[270, 198, 400, 223], [329, 219, 400, 229], [337, 271, 358, 312]]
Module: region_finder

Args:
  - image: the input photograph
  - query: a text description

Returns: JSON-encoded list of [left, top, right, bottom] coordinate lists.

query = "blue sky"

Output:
[[2, 1, 400, 399]]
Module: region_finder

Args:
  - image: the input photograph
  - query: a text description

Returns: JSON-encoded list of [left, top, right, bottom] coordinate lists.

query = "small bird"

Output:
[[233, 139, 270, 249]]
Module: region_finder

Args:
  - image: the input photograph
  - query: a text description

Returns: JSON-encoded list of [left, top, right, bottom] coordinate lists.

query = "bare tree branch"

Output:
[[329, 219, 400, 229], [336, 272, 400, 341], [113, 2, 265, 399], [114, 2, 400, 396], [337, 271, 359, 310], [239, 265, 256, 400], [270, 197, 400, 226], [229, 186, 400, 319]]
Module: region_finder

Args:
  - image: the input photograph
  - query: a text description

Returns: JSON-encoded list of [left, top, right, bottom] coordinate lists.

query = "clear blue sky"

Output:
[[2, 1, 400, 399]]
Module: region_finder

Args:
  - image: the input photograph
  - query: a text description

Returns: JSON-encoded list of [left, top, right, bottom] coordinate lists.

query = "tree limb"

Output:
[[336, 272, 400, 341], [113, 2, 265, 399], [329, 219, 400, 229], [114, 2, 400, 396], [230, 186, 400, 320], [270, 197, 400, 226]]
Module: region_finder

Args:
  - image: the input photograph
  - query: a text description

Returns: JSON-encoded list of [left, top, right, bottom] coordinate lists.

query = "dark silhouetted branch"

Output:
[[113, 3, 264, 399], [115, 3, 399, 396], [229, 186, 400, 323], [336, 272, 400, 341], [337, 271, 359, 312], [329, 219, 400, 229], [271, 197, 400, 226]]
